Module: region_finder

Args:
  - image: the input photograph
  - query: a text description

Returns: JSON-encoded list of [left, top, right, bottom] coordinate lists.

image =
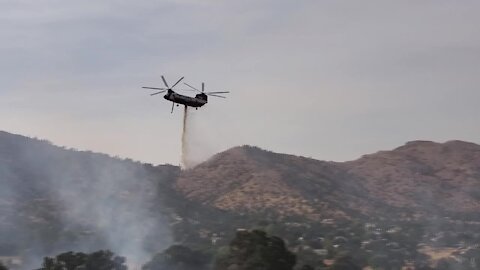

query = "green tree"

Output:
[[214, 230, 296, 270], [40, 250, 127, 270]]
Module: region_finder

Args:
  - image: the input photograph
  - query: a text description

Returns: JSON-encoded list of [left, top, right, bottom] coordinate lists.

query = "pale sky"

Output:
[[1, 0, 479, 165]]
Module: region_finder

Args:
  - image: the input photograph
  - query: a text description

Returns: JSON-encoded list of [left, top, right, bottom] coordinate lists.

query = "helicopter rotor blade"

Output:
[[170, 76, 184, 89], [142, 87, 167, 90], [184, 83, 201, 92], [150, 90, 167, 96], [208, 94, 226, 98], [206, 91, 229, 94], [161, 76, 169, 88]]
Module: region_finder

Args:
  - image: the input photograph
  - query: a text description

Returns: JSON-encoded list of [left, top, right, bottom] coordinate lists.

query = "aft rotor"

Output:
[[184, 82, 229, 99]]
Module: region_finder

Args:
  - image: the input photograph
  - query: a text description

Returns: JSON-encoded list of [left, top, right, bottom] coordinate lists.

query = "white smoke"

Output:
[[180, 106, 217, 170], [52, 160, 173, 266], [0, 133, 174, 268]]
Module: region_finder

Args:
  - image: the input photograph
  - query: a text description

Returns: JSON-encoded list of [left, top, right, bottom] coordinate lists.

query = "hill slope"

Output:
[[177, 146, 373, 221], [0, 131, 179, 263], [343, 140, 480, 215], [177, 141, 480, 221], [2, 130, 480, 266]]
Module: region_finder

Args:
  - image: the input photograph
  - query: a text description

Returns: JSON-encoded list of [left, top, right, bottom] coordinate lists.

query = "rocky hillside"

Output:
[[177, 141, 480, 221]]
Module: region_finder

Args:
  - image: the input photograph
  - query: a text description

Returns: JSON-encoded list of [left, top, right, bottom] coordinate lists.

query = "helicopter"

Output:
[[142, 76, 229, 113]]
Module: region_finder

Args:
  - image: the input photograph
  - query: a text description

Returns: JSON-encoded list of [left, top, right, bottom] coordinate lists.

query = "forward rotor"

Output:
[[142, 76, 184, 96]]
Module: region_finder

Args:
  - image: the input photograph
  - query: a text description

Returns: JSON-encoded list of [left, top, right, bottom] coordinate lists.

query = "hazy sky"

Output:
[[1, 0, 479, 165]]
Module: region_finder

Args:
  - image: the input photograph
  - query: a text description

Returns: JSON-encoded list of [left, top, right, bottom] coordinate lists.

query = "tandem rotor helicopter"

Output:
[[142, 76, 230, 113]]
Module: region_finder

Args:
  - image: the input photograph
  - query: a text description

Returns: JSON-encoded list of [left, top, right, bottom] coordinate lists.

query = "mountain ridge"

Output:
[[177, 139, 480, 221], [2, 130, 480, 235], [3, 129, 480, 221]]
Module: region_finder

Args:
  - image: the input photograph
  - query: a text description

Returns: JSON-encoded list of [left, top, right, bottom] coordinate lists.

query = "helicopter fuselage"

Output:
[[164, 89, 208, 108]]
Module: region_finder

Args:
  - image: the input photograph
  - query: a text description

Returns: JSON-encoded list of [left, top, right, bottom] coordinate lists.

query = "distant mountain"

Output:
[[177, 141, 480, 221]]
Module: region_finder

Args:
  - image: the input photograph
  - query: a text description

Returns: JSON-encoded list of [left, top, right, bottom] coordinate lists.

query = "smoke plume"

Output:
[[0, 131, 173, 269]]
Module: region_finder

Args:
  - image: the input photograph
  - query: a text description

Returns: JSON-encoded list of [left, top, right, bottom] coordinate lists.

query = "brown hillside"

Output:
[[177, 146, 375, 221], [343, 140, 480, 213], [176, 141, 480, 221]]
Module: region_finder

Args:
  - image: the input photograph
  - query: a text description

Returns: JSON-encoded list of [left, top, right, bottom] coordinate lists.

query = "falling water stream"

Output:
[[181, 106, 190, 169]]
